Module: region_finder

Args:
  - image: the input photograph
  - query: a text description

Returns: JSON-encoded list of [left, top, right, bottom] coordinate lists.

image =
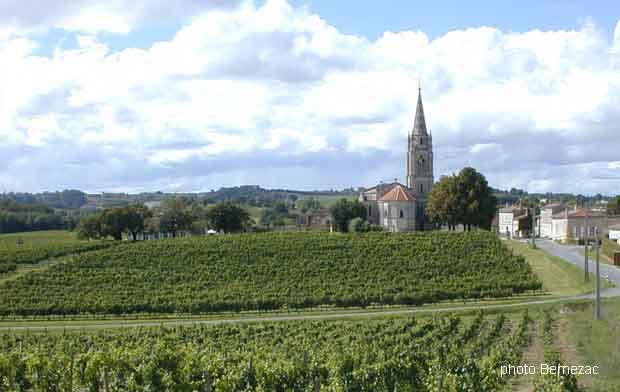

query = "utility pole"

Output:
[[530, 207, 536, 249], [585, 210, 589, 282], [595, 227, 601, 320]]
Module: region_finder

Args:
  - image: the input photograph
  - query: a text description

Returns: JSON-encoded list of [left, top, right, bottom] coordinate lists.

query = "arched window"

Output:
[[399, 210, 404, 218], [419, 183, 423, 193]]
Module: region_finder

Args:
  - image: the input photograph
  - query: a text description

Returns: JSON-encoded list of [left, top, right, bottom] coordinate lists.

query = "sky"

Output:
[[0, 0, 619, 195]]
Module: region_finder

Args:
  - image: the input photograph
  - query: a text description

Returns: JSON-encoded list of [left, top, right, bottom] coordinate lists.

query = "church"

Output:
[[359, 86, 434, 232]]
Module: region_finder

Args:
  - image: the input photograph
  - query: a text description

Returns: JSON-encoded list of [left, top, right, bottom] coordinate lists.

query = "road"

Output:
[[536, 239, 620, 286]]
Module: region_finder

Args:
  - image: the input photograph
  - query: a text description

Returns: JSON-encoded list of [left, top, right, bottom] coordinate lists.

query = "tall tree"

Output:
[[426, 168, 497, 231], [160, 197, 194, 237], [455, 167, 497, 230], [329, 199, 366, 232], [608, 196, 620, 215], [425, 175, 460, 230], [206, 202, 251, 233], [100, 208, 127, 241], [76, 214, 103, 240], [124, 204, 152, 241]]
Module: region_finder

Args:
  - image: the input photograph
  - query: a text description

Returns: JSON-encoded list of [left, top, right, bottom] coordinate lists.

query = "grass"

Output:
[[560, 298, 620, 391], [506, 240, 612, 296], [0, 230, 77, 245], [582, 238, 620, 266]]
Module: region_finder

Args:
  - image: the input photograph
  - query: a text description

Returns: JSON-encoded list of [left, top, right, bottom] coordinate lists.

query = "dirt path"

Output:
[[507, 319, 544, 392], [2, 289, 620, 331]]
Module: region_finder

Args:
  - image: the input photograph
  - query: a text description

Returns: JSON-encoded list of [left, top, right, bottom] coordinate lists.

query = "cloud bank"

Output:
[[0, 0, 619, 194]]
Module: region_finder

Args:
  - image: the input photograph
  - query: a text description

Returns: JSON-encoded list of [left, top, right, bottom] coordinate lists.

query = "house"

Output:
[[550, 209, 607, 243], [539, 203, 567, 238], [301, 208, 333, 231], [498, 207, 531, 238]]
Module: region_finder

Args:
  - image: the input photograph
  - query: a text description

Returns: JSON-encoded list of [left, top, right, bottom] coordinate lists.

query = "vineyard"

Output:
[[0, 231, 115, 274], [0, 231, 541, 316], [0, 312, 537, 391]]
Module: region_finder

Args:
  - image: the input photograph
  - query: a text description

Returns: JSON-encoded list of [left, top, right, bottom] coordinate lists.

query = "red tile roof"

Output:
[[378, 184, 416, 202], [552, 209, 605, 219]]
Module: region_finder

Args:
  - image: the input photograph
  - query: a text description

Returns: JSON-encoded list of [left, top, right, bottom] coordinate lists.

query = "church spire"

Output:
[[412, 85, 428, 136]]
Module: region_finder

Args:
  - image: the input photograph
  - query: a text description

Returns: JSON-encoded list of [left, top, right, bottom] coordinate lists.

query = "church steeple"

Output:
[[406, 83, 433, 208], [412, 86, 428, 136]]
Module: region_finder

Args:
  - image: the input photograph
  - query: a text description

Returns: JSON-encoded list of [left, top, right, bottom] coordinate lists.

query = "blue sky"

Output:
[[290, 0, 619, 40], [1, 0, 619, 195]]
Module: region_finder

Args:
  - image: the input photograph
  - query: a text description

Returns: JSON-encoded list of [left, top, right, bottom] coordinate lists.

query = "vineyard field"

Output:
[[0, 231, 541, 316], [0, 231, 115, 274], [0, 312, 533, 391]]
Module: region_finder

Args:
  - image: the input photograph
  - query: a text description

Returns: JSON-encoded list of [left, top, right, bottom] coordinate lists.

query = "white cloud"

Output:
[[0, 0, 620, 194]]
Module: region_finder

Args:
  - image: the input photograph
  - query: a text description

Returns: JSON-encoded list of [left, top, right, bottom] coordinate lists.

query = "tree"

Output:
[[426, 175, 460, 230], [100, 208, 127, 241], [455, 167, 497, 230], [458, 168, 497, 230], [206, 202, 251, 233], [607, 196, 620, 215], [124, 204, 152, 241], [426, 168, 497, 231], [76, 214, 103, 240], [348, 217, 383, 233], [329, 199, 366, 232], [160, 197, 194, 237]]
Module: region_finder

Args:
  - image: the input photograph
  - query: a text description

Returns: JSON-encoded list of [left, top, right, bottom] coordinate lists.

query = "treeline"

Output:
[[0, 200, 84, 234], [77, 199, 252, 240], [0, 189, 87, 209]]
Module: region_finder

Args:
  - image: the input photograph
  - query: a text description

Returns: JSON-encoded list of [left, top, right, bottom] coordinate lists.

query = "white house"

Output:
[[610, 224, 620, 242], [499, 207, 530, 238]]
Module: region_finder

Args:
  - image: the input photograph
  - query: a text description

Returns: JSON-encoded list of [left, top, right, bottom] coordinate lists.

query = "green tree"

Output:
[[426, 168, 497, 231], [426, 175, 460, 230], [607, 196, 620, 215], [329, 199, 366, 232], [206, 202, 251, 233], [99, 208, 127, 240], [456, 167, 497, 230], [160, 197, 194, 237], [124, 204, 152, 241], [76, 214, 103, 240]]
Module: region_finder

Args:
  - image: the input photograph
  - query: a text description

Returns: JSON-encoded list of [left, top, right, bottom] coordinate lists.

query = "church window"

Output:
[[419, 183, 423, 193], [399, 210, 404, 218]]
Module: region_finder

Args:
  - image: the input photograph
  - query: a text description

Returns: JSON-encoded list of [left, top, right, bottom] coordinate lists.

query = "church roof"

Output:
[[412, 87, 428, 136], [378, 184, 416, 202]]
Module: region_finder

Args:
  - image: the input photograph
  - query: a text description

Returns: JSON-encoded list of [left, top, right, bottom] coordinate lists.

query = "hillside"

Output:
[[0, 231, 541, 316]]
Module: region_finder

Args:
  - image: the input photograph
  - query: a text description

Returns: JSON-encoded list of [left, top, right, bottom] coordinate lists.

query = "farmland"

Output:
[[0, 231, 114, 274], [0, 312, 534, 391], [0, 231, 541, 316]]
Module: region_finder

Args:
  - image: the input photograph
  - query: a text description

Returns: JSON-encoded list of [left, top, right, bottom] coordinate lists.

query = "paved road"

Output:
[[536, 239, 620, 286]]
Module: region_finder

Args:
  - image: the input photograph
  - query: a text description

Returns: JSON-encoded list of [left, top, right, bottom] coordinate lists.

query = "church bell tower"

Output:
[[406, 86, 434, 200]]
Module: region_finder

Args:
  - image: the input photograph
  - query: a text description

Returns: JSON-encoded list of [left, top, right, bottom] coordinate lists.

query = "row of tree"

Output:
[[77, 199, 251, 240], [0, 200, 84, 234]]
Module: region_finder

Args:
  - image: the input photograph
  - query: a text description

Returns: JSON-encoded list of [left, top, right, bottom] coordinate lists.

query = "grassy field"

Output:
[[0, 230, 114, 274], [556, 298, 620, 391], [0, 230, 77, 245], [506, 240, 612, 296], [582, 238, 620, 265]]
